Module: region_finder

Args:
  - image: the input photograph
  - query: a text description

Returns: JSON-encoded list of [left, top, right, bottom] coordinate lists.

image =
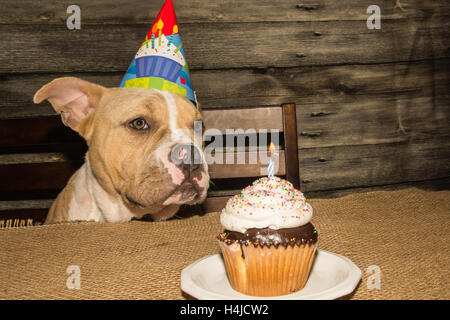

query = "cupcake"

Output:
[[217, 177, 318, 296], [135, 34, 185, 81]]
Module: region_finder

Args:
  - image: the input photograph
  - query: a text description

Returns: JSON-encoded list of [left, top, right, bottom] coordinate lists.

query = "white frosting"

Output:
[[135, 34, 185, 66], [220, 177, 313, 233]]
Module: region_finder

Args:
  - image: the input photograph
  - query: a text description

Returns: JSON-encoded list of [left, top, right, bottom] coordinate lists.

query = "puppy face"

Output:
[[89, 88, 209, 211], [33, 77, 209, 219]]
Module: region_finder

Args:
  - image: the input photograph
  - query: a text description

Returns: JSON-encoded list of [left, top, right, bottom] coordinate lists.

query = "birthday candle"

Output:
[[167, 32, 174, 49], [151, 34, 155, 49], [157, 18, 164, 47], [268, 159, 274, 178], [268, 142, 275, 177], [168, 25, 177, 51], [267, 142, 279, 178], [174, 42, 182, 53]]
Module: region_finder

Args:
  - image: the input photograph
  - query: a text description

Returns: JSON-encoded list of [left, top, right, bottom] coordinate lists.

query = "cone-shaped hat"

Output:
[[119, 0, 195, 104]]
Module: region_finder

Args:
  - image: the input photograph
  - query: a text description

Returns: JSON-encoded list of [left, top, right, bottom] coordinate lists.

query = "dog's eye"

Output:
[[129, 118, 149, 131]]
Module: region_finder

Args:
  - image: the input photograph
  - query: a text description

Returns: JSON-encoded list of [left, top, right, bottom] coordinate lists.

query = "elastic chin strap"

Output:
[[193, 91, 199, 109]]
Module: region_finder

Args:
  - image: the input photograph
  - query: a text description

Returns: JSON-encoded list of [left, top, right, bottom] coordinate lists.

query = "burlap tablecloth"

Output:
[[0, 187, 449, 300]]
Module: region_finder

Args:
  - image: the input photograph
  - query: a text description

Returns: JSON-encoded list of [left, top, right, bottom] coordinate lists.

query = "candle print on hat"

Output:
[[119, 0, 195, 104]]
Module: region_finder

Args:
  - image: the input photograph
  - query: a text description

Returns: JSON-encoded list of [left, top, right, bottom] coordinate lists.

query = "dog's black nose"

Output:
[[170, 143, 201, 174]]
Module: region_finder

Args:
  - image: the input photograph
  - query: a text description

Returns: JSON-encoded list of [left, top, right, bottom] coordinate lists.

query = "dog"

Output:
[[33, 77, 209, 224]]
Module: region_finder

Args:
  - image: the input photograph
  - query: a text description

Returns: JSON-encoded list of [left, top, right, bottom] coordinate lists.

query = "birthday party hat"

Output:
[[119, 0, 196, 104]]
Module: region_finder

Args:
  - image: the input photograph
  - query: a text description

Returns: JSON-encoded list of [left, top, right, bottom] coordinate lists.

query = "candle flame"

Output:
[[269, 142, 275, 154], [157, 18, 164, 30]]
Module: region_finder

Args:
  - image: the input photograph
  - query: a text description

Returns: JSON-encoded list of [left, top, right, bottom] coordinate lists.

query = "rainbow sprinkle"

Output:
[[224, 176, 307, 214]]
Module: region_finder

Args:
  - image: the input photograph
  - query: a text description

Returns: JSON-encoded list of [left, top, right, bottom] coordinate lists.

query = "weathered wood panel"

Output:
[[299, 135, 450, 192], [202, 107, 283, 131], [0, 160, 80, 192], [1, 59, 448, 116], [306, 176, 450, 198], [297, 59, 450, 148], [1, 17, 448, 74], [2, 0, 448, 24], [296, 55, 450, 191], [297, 95, 450, 149], [0, 117, 80, 146], [0, 199, 53, 210]]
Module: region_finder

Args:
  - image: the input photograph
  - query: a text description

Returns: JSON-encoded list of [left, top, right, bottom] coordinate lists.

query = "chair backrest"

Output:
[[0, 103, 299, 225], [199, 103, 300, 212]]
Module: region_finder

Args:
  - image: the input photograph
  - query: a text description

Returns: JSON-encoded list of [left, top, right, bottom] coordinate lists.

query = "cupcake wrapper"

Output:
[[135, 56, 182, 82], [219, 241, 317, 297]]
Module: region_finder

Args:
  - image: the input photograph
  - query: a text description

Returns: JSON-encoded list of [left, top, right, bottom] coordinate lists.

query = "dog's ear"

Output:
[[33, 77, 105, 136]]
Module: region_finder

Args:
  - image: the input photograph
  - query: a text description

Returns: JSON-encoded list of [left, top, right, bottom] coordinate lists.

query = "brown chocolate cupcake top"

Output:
[[218, 223, 318, 248]]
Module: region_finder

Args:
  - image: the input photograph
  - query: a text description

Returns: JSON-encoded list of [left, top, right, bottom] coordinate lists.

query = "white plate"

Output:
[[181, 249, 361, 300]]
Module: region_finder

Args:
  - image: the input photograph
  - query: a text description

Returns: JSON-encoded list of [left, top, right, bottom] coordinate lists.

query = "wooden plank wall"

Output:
[[1, 0, 449, 196]]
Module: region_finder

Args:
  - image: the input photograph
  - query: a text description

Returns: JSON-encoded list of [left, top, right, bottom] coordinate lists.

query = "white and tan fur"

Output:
[[33, 77, 209, 224]]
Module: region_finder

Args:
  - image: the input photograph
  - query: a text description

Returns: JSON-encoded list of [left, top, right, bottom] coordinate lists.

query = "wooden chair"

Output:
[[0, 103, 299, 226], [200, 103, 300, 212]]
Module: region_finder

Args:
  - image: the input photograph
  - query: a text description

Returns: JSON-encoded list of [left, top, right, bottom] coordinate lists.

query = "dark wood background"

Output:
[[0, 0, 449, 222]]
